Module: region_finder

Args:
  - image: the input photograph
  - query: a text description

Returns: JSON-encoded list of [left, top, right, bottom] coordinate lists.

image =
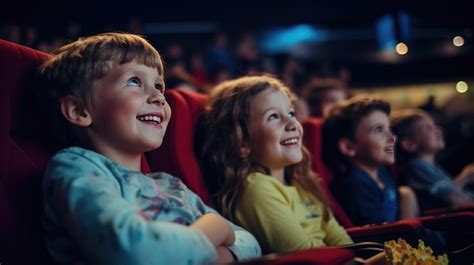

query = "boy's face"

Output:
[[412, 116, 444, 154], [87, 61, 171, 155], [247, 87, 303, 174], [352, 110, 396, 168]]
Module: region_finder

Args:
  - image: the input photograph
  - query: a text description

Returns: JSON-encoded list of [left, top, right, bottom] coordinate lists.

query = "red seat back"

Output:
[[302, 118, 354, 228], [0, 40, 55, 264], [146, 89, 211, 203]]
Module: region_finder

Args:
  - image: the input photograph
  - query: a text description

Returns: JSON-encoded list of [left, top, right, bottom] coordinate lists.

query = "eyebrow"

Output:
[[370, 122, 388, 130], [260, 104, 295, 115]]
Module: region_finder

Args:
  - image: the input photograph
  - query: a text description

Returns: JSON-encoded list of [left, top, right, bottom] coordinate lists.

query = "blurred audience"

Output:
[[391, 109, 474, 212], [301, 77, 349, 118]]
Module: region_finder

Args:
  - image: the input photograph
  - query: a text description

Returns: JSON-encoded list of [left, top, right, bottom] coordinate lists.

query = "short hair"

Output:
[[322, 98, 391, 176], [391, 109, 430, 163], [38, 32, 163, 146]]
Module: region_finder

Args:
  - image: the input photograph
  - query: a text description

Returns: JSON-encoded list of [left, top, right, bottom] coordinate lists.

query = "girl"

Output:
[[198, 75, 353, 254]]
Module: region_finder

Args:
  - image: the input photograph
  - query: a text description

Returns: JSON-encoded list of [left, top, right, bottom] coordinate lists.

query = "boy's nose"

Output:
[[148, 91, 166, 106], [388, 132, 397, 143]]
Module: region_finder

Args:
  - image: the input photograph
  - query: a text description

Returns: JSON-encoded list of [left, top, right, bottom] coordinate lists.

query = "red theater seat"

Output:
[[146, 89, 211, 204], [0, 39, 54, 265], [302, 118, 353, 227]]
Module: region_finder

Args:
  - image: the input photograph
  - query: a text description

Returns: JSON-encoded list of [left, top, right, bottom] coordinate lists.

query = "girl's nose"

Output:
[[286, 118, 299, 131]]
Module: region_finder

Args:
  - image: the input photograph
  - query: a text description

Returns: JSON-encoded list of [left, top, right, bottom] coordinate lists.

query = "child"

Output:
[[198, 75, 354, 254], [321, 98, 419, 226], [301, 77, 348, 118], [39, 33, 261, 265], [391, 109, 474, 212]]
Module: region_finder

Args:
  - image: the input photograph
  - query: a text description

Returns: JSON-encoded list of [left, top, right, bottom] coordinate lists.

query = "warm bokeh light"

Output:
[[456, 81, 468, 93], [453, 36, 464, 47], [396, 42, 408, 55]]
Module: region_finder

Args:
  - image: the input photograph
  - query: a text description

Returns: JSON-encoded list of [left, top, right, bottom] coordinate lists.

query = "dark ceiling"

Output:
[[3, 1, 473, 86]]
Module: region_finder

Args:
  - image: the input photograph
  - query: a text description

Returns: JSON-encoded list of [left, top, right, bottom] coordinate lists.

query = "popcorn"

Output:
[[384, 239, 449, 265]]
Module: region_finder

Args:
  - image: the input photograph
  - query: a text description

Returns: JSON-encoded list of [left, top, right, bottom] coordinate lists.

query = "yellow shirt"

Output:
[[235, 172, 353, 254]]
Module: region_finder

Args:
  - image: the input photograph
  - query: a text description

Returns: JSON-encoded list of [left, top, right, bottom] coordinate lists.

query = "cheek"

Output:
[[253, 129, 278, 150], [164, 102, 172, 121], [366, 137, 385, 153]]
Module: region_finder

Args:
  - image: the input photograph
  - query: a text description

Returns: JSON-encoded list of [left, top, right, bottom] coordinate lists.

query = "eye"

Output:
[[373, 126, 383, 133], [127, 77, 142, 87], [267, 113, 279, 122], [155, 83, 165, 93], [289, 111, 296, 118]]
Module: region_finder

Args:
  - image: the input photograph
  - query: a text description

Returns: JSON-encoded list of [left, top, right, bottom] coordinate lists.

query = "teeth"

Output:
[[281, 138, 298, 145], [137, 115, 161, 123]]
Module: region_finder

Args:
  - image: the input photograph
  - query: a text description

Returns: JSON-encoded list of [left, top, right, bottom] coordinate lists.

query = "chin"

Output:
[[141, 141, 163, 152], [384, 159, 395, 165], [290, 155, 304, 164]]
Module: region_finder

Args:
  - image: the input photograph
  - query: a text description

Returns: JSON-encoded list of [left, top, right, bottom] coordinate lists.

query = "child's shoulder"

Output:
[[46, 146, 118, 180], [50, 146, 110, 168], [245, 172, 278, 185], [243, 172, 292, 195]]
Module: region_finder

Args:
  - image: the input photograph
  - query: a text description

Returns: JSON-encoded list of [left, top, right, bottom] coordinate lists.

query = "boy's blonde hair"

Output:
[[39, 32, 163, 145], [198, 75, 330, 222]]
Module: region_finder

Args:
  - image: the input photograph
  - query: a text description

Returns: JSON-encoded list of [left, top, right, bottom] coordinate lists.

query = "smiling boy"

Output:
[[322, 98, 419, 226], [39, 33, 261, 265]]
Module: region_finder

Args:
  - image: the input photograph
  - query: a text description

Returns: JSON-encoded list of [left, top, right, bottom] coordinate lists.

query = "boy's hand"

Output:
[[191, 213, 236, 247], [216, 246, 236, 264], [455, 163, 474, 186]]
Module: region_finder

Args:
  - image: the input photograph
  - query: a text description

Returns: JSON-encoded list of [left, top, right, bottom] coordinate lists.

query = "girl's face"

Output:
[[247, 87, 303, 176]]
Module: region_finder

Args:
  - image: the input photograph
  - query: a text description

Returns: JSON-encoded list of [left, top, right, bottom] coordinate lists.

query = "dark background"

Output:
[[3, 1, 474, 87]]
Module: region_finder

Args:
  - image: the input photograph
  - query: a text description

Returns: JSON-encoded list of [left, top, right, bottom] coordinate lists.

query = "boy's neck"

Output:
[[352, 161, 380, 181], [418, 153, 436, 164], [90, 145, 142, 171]]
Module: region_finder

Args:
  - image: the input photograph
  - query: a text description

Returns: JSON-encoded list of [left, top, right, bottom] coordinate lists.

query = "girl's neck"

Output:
[[270, 168, 286, 184]]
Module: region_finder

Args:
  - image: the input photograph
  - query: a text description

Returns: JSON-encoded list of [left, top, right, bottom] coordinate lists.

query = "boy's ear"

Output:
[[400, 139, 418, 153], [60, 96, 92, 127], [338, 138, 356, 157]]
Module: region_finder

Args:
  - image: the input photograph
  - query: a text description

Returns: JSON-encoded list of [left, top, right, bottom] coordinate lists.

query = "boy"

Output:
[[391, 109, 474, 212], [39, 33, 261, 265], [321, 98, 418, 226]]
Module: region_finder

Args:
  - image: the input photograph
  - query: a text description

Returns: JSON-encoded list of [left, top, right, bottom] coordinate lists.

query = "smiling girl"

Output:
[[198, 75, 354, 254]]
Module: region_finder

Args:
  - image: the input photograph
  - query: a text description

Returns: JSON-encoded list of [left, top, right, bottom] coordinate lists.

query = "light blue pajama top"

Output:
[[43, 147, 261, 265]]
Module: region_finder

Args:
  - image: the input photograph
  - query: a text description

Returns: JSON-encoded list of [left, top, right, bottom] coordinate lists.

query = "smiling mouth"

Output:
[[384, 146, 394, 153], [137, 114, 162, 126], [280, 137, 299, 146]]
